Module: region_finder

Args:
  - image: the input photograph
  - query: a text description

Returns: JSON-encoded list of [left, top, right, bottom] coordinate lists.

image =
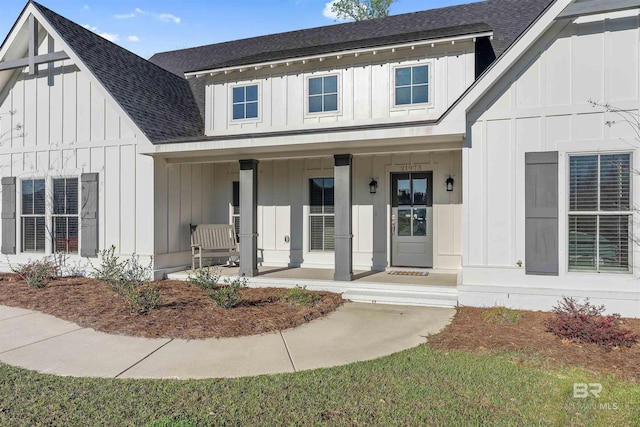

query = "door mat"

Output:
[[387, 270, 429, 276]]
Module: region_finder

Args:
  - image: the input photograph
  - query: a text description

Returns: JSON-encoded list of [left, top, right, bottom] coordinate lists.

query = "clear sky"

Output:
[[0, 0, 481, 59]]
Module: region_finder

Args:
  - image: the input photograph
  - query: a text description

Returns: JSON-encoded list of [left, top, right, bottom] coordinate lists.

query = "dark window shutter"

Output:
[[81, 173, 99, 258], [525, 152, 559, 275], [1, 177, 16, 254]]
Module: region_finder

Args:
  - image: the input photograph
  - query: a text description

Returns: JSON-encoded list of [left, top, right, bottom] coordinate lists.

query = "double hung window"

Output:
[[52, 178, 79, 253], [232, 181, 240, 240], [568, 153, 631, 272], [309, 178, 334, 251], [21, 179, 46, 252], [21, 178, 79, 253]]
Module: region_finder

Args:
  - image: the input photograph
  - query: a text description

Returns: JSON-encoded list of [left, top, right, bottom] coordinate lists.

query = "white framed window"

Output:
[[308, 75, 338, 113], [20, 177, 79, 254], [21, 179, 46, 252], [231, 181, 240, 240], [232, 84, 259, 120], [568, 153, 632, 272], [52, 178, 79, 254], [309, 178, 335, 251], [394, 64, 430, 106]]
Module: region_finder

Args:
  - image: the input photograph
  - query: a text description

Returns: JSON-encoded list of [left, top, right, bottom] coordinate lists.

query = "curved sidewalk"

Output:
[[0, 303, 455, 379]]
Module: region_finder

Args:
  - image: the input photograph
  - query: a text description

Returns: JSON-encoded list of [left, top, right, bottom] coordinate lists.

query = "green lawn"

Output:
[[1, 345, 638, 426]]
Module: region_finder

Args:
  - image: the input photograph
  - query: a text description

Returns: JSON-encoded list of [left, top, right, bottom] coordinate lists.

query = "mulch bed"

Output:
[[428, 307, 640, 381], [0, 275, 344, 339]]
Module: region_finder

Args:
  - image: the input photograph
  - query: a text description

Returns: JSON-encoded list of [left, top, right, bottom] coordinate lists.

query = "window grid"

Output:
[[308, 75, 338, 113], [21, 179, 46, 252], [568, 154, 631, 272], [395, 65, 429, 106], [309, 178, 335, 251], [232, 85, 258, 120], [232, 181, 240, 240], [52, 178, 79, 254]]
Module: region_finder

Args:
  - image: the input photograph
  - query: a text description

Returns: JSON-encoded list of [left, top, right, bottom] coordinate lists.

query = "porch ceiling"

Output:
[[151, 134, 464, 165]]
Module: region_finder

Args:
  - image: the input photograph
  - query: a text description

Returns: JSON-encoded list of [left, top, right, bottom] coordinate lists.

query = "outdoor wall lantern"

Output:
[[369, 179, 378, 194], [446, 176, 454, 192]]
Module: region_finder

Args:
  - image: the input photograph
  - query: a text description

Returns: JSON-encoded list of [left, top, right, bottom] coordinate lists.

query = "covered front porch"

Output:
[[149, 130, 465, 307], [168, 265, 459, 307]]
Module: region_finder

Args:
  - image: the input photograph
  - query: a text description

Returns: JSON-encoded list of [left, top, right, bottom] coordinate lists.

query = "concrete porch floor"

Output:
[[168, 266, 459, 307]]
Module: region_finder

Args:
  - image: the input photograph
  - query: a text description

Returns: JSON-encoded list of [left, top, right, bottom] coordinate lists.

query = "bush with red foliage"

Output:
[[546, 297, 638, 348]]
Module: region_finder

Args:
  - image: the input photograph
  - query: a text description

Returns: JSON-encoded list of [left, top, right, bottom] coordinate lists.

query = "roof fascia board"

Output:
[[442, 0, 573, 125], [26, 5, 151, 145], [138, 120, 464, 156], [557, 0, 640, 20], [185, 31, 493, 78]]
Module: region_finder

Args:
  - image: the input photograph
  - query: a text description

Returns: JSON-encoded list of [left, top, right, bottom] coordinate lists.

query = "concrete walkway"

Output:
[[0, 303, 455, 379]]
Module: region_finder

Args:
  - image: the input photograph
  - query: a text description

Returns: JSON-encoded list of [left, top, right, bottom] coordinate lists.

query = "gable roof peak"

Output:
[[26, 1, 204, 143]]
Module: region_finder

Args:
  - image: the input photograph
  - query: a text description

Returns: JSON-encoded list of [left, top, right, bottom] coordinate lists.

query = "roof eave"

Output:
[[185, 30, 494, 78]]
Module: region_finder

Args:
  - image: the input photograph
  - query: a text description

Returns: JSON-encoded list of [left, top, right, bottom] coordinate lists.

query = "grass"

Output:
[[1, 345, 639, 426], [481, 307, 523, 324]]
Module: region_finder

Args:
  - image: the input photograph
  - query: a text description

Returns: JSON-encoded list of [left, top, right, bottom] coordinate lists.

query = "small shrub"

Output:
[[481, 307, 522, 324], [91, 247, 160, 315], [546, 297, 638, 348], [122, 281, 161, 315], [91, 246, 125, 291], [280, 286, 322, 307], [187, 266, 221, 291], [208, 276, 247, 309], [11, 258, 58, 288]]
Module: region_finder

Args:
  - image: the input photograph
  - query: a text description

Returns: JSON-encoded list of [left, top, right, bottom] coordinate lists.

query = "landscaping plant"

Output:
[[92, 247, 161, 314], [279, 285, 322, 307], [546, 297, 638, 347], [10, 257, 58, 288], [208, 276, 247, 309], [91, 246, 126, 292], [186, 266, 221, 290]]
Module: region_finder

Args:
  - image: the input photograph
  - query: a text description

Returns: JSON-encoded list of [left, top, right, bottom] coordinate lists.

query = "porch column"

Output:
[[334, 154, 353, 281], [239, 159, 259, 277]]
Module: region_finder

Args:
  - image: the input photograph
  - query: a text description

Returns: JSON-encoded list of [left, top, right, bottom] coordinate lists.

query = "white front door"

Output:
[[391, 172, 433, 267]]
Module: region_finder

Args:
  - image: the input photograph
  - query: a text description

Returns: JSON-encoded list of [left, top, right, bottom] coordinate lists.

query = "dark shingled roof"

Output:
[[150, 0, 555, 76], [32, 1, 204, 143]]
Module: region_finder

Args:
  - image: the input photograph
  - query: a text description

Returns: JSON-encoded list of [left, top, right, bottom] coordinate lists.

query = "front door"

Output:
[[391, 172, 433, 267]]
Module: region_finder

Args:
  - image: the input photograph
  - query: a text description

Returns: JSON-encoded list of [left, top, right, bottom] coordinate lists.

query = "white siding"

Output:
[[463, 11, 640, 315], [203, 43, 476, 136], [0, 51, 152, 267]]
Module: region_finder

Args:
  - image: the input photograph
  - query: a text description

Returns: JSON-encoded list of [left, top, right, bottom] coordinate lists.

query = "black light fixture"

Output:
[[446, 176, 454, 192], [369, 179, 378, 194]]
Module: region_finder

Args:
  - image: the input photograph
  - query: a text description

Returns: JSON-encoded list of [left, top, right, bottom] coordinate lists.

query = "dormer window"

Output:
[[232, 84, 259, 120], [308, 75, 338, 113], [394, 65, 429, 106]]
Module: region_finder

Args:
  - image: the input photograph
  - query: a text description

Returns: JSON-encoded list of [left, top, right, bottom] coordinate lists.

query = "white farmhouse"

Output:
[[1, 0, 638, 317]]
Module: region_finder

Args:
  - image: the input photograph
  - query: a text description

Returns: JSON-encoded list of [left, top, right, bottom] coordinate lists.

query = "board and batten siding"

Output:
[[203, 43, 475, 136], [461, 10, 640, 315], [154, 151, 463, 272], [0, 47, 154, 263]]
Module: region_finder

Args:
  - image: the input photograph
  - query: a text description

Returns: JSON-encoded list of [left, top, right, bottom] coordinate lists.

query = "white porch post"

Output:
[[334, 154, 353, 281], [239, 159, 259, 277]]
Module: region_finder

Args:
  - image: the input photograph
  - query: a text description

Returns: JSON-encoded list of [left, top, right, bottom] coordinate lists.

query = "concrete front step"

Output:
[[343, 289, 458, 307]]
